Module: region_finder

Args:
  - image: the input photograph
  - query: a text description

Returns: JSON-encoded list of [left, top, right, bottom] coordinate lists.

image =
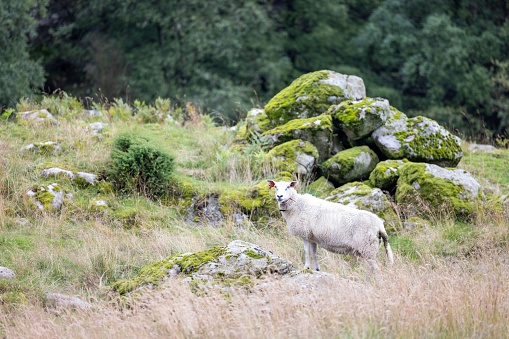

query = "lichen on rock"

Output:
[[330, 97, 391, 140], [396, 162, 483, 217], [319, 146, 379, 186], [264, 70, 366, 128], [369, 159, 408, 191], [26, 183, 67, 211], [372, 115, 463, 167], [264, 139, 319, 176], [112, 240, 295, 295], [262, 114, 341, 161]]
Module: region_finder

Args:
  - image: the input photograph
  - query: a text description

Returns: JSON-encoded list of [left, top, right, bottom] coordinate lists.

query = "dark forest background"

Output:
[[1, 0, 509, 138]]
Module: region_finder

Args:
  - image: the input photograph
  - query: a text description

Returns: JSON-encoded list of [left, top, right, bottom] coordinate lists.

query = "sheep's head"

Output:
[[267, 180, 297, 211]]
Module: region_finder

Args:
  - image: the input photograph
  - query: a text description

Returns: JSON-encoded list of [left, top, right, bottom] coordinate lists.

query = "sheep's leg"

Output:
[[310, 241, 320, 271], [303, 239, 311, 270]]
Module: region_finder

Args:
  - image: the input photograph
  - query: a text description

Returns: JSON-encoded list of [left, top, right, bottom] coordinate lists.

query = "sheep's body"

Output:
[[268, 180, 394, 271]]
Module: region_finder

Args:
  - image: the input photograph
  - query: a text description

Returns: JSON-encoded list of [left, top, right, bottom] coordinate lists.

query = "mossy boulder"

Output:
[[264, 70, 365, 128], [395, 163, 483, 217], [372, 115, 463, 167], [112, 240, 296, 295], [369, 159, 408, 191], [264, 140, 319, 176], [325, 182, 401, 232], [307, 176, 336, 198], [262, 114, 342, 161], [319, 146, 379, 186], [330, 97, 391, 140], [26, 183, 68, 211]]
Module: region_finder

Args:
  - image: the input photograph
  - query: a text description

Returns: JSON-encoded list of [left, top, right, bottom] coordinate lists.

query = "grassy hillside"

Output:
[[1, 96, 508, 338]]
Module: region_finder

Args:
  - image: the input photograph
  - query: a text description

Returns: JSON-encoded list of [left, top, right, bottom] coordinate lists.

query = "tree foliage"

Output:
[[0, 0, 46, 108], [3, 0, 509, 137]]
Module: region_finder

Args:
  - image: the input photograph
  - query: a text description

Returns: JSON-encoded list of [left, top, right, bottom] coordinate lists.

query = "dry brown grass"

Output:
[[2, 248, 508, 338]]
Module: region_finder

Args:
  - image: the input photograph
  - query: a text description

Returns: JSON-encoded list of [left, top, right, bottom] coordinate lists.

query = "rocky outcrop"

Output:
[[369, 160, 407, 192], [112, 240, 297, 295], [45, 293, 92, 313]]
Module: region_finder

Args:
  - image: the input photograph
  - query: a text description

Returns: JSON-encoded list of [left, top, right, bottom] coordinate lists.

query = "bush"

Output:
[[110, 133, 175, 198]]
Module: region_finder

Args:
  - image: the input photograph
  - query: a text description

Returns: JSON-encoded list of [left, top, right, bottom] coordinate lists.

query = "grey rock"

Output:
[[0, 267, 15, 279], [45, 293, 92, 312]]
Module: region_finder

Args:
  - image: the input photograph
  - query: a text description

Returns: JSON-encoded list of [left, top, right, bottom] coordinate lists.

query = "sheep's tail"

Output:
[[379, 229, 394, 265]]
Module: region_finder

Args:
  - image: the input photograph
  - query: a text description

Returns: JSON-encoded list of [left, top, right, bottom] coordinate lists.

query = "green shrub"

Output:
[[110, 132, 175, 198]]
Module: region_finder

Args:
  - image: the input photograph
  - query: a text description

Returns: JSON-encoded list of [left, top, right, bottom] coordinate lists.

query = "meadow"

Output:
[[0, 97, 508, 338]]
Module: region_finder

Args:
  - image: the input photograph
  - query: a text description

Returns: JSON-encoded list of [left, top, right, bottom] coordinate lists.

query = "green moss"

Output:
[[307, 176, 335, 198], [34, 186, 59, 211], [264, 70, 348, 128], [245, 108, 271, 135], [263, 114, 333, 139], [319, 146, 379, 186], [369, 159, 408, 191], [391, 116, 462, 166], [264, 139, 319, 175], [395, 163, 478, 217], [113, 246, 227, 295], [330, 98, 389, 140], [244, 249, 264, 259]]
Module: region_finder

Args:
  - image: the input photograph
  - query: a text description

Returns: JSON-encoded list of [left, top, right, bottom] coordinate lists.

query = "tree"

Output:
[[0, 0, 47, 109]]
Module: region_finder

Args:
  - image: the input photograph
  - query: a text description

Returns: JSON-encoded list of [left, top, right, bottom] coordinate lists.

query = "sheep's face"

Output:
[[267, 180, 297, 211]]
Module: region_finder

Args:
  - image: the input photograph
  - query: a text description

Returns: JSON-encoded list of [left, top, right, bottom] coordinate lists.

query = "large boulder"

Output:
[[325, 182, 401, 231], [264, 70, 365, 129], [319, 146, 379, 186], [262, 114, 342, 161], [112, 240, 296, 295], [372, 115, 463, 167], [396, 163, 483, 217], [330, 97, 392, 141], [264, 140, 319, 176]]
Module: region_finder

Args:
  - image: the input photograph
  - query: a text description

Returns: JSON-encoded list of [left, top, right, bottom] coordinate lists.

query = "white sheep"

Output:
[[267, 180, 394, 271]]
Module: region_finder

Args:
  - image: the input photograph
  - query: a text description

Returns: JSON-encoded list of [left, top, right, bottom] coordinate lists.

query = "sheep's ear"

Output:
[[267, 180, 275, 188], [290, 181, 298, 188]]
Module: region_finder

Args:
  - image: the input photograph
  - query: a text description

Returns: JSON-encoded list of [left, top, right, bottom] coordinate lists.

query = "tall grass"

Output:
[[1, 95, 508, 338]]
